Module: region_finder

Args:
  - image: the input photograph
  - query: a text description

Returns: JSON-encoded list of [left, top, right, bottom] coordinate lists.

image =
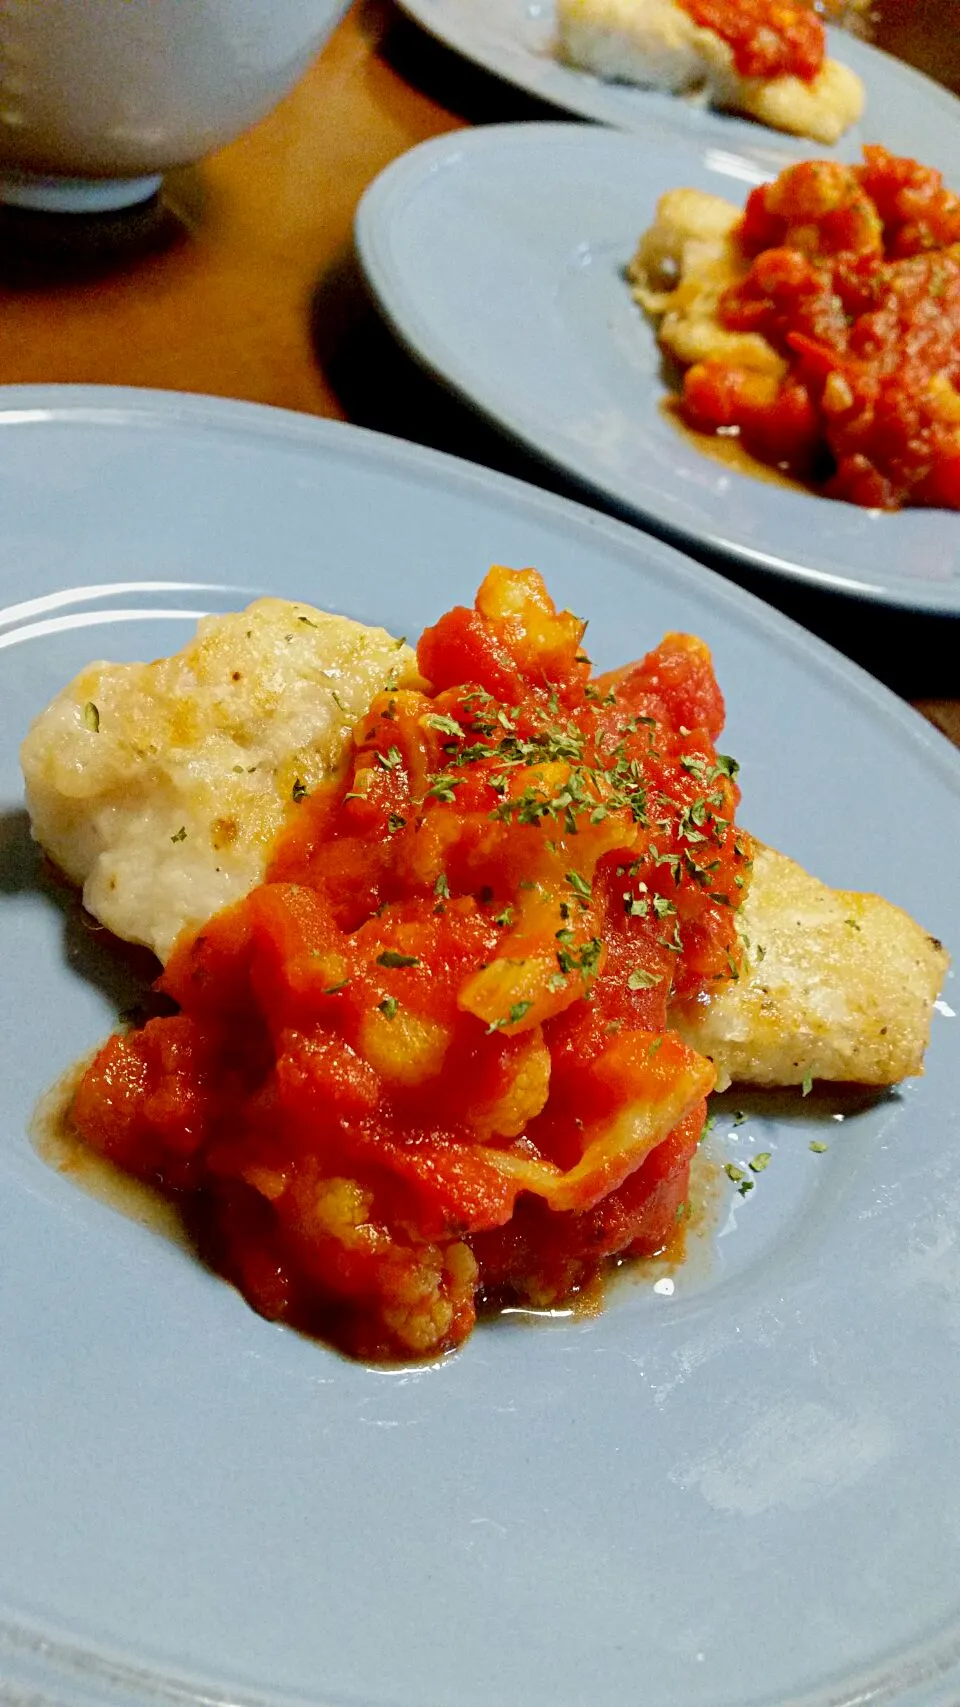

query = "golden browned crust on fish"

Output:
[[672, 843, 949, 1090], [21, 599, 421, 962]]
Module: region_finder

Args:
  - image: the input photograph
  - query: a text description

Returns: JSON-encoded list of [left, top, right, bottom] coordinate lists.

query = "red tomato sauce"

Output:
[[676, 0, 824, 83], [70, 569, 750, 1362], [680, 148, 960, 509]]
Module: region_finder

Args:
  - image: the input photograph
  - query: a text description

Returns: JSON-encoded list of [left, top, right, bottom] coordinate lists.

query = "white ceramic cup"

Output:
[[0, 0, 353, 213]]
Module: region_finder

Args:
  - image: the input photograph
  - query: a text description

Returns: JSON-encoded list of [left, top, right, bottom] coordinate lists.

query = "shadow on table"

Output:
[[0, 807, 163, 1022], [360, 0, 568, 127], [0, 191, 192, 290], [869, 0, 960, 98], [310, 243, 960, 705]]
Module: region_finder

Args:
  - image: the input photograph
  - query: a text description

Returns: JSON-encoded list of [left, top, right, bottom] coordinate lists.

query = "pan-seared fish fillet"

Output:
[[628, 186, 784, 374], [21, 612, 947, 1094], [21, 599, 421, 963], [738, 58, 862, 143], [673, 844, 949, 1090], [555, 0, 863, 144]]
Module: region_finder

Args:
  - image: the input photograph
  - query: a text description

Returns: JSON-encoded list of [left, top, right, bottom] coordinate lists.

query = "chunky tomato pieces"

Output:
[[71, 569, 750, 1362], [677, 0, 824, 83], [681, 148, 960, 508]]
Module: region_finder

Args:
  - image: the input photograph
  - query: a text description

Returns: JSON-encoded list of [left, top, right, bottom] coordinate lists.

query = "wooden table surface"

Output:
[[1, 0, 957, 744]]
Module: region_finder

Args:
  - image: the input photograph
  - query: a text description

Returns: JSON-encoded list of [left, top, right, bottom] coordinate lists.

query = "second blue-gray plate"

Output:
[[357, 122, 960, 611], [393, 0, 960, 173]]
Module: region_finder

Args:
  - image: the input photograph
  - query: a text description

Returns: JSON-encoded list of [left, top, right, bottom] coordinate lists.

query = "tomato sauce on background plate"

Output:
[[680, 147, 960, 509]]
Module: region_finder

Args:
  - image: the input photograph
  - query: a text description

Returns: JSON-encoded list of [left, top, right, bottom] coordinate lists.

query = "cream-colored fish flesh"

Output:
[[556, 0, 864, 144], [628, 185, 786, 375], [21, 598, 420, 962], [673, 844, 949, 1090]]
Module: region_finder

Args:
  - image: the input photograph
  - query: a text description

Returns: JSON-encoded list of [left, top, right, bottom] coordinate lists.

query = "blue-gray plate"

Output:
[[394, 0, 960, 174], [1, 386, 959, 1707], [356, 122, 960, 612]]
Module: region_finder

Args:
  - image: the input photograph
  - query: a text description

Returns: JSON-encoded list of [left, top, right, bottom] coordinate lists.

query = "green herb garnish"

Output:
[[425, 713, 462, 738], [427, 775, 461, 804], [565, 871, 592, 903], [488, 999, 534, 1033]]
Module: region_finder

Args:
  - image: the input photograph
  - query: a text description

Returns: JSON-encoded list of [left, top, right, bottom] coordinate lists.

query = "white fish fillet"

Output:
[[21, 611, 947, 1092], [556, 0, 864, 143], [21, 598, 421, 962], [673, 844, 949, 1090], [628, 185, 785, 374]]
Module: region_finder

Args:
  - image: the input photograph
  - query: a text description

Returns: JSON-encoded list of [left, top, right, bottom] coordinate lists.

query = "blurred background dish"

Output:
[[815, 0, 872, 27], [391, 0, 952, 165], [0, 0, 353, 213], [356, 121, 960, 613]]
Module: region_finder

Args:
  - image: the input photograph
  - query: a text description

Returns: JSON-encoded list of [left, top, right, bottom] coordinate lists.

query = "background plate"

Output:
[[356, 122, 960, 612], [1, 387, 959, 1707], [394, 0, 960, 173]]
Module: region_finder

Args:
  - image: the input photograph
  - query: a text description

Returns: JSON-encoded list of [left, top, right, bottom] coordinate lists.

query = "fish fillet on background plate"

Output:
[[20, 600, 947, 1093], [628, 186, 779, 375], [555, 0, 864, 143]]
